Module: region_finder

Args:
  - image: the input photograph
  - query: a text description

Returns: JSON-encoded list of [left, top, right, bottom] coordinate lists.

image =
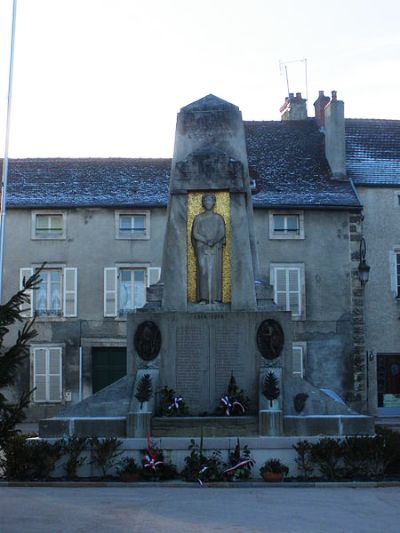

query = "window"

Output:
[[115, 211, 150, 239], [19, 267, 77, 318], [32, 212, 65, 239], [119, 269, 146, 313], [32, 346, 62, 402], [292, 342, 307, 378], [270, 263, 305, 319], [269, 211, 304, 239], [104, 266, 161, 317], [389, 249, 400, 298]]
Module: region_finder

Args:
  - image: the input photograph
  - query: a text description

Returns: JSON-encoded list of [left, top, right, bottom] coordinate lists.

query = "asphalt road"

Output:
[[0, 486, 399, 533]]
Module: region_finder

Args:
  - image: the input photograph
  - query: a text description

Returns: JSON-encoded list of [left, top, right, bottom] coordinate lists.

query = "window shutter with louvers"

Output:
[[63, 268, 77, 317], [19, 268, 34, 317], [104, 268, 118, 317], [147, 267, 161, 287]]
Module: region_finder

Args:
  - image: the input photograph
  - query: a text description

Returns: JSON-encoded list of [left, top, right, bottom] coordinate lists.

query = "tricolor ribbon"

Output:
[[144, 434, 163, 472], [168, 396, 183, 411], [223, 458, 255, 475], [220, 395, 245, 416], [198, 465, 209, 487]]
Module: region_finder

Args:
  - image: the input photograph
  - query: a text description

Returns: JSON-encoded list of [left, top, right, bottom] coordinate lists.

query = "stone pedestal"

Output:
[[259, 410, 283, 436]]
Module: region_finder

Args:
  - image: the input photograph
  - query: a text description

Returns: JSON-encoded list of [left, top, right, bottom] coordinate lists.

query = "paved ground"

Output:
[[0, 486, 399, 533]]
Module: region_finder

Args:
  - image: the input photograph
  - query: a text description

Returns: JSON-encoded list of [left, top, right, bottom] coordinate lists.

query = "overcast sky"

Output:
[[0, 0, 399, 158]]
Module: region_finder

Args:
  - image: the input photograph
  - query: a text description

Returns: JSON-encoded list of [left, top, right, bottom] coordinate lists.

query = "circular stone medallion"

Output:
[[134, 321, 161, 361], [256, 319, 284, 360]]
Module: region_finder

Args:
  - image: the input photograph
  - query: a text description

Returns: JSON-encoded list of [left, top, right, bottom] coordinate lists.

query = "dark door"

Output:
[[92, 347, 127, 394], [377, 353, 400, 414]]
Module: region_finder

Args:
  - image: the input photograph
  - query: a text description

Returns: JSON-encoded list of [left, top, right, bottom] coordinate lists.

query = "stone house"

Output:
[[3, 91, 399, 423]]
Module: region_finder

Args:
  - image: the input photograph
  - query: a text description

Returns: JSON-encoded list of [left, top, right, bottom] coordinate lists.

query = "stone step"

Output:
[[152, 416, 258, 437]]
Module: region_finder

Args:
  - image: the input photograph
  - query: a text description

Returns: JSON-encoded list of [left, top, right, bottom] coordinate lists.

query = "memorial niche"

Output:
[[257, 319, 284, 360], [191, 192, 226, 303], [134, 321, 161, 361]]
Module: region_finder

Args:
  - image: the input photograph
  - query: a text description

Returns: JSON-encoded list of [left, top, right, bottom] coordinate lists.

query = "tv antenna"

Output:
[[279, 58, 308, 100]]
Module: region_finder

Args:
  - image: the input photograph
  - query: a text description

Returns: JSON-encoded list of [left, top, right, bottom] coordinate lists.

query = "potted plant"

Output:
[[260, 458, 289, 482], [118, 457, 141, 482]]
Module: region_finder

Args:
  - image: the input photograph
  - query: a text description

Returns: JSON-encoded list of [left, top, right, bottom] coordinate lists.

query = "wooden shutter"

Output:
[[20, 268, 34, 317], [33, 348, 47, 402], [147, 267, 161, 287], [48, 348, 62, 402], [292, 345, 304, 378], [104, 267, 118, 317], [389, 250, 398, 297], [288, 268, 301, 316], [63, 268, 77, 317]]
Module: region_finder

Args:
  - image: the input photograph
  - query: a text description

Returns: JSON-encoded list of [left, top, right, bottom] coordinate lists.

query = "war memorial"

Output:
[[39, 95, 373, 468]]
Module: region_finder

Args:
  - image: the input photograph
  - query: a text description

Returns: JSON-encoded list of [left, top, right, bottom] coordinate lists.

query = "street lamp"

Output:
[[358, 237, 370, 287]]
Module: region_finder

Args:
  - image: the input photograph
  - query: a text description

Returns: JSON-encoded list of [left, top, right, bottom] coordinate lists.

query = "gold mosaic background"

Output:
[[187, 191, 231, 303]]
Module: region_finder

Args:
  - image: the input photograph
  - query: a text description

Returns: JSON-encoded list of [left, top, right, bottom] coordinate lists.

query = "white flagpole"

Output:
[[0, 0, 18, 303]]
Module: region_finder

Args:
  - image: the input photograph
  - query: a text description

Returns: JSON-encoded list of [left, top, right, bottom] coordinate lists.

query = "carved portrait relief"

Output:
[[134, 321, 161, 361], [256, 319, 284, 360]]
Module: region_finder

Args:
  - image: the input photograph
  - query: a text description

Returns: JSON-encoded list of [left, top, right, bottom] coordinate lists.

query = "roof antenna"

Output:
[[279, 58, 308, 100]]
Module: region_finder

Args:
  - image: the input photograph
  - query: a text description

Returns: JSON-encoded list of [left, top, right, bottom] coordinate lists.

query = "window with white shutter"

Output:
[[270, 263, 305, 319], [147, 267, 161, 287], [389, 249, 400, 298], [32, 347, 62, 403], [104, 267, 118, 316], [63, 268, 77, 317], [19, 268, 34, 317], [292, 342, 307, 378]]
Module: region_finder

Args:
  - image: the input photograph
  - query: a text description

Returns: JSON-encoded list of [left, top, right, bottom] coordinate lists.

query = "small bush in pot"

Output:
[[118, 457, 141, 482], [260, 458, 289, 482]]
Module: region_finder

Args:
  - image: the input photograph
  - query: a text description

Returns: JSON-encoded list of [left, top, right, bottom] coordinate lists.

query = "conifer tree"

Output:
[[135, 374, 153, 408], [0, 269, 42, 444], [262, 371, 280, 408]]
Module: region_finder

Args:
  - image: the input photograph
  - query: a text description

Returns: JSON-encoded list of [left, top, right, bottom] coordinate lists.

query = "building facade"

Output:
[[3, 92, 399, 422]]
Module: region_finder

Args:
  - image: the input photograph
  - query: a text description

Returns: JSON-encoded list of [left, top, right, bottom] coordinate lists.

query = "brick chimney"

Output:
[[324, 90, 346, 179], [280, 92, 307, 121], [313, 90, 331, 129]]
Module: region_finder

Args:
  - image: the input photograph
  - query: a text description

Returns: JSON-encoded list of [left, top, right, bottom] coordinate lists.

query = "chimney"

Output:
[[280, 92, 307, 121], [313, 90, 330, 129], [324, 90, 346, 179]]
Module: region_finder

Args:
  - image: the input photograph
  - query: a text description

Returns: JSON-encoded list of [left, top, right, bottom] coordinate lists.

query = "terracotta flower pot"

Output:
[[120, 472, 141, 482], [262, 471, 284, 482]]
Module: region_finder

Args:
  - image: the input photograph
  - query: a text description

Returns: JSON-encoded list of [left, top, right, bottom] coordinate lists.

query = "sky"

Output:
[[0, 0, 399, 158]]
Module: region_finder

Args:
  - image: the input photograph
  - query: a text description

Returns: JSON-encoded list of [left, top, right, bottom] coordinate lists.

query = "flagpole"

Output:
[[0, 0, 18, 303]]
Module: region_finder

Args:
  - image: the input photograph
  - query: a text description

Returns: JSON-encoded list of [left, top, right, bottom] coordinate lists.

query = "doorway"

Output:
[[92, 347, 127, 394], [377, 353, 400, 415]]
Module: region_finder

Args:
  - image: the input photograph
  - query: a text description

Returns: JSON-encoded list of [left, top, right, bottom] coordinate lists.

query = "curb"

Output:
[[1, 480, 400, 488]]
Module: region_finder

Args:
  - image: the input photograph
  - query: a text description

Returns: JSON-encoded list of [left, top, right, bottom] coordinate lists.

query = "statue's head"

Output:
[[202, 192, 216, 211]]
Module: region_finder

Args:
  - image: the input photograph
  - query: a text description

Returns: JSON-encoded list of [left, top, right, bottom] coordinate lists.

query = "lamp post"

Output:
[[358, 237, 370, 287]]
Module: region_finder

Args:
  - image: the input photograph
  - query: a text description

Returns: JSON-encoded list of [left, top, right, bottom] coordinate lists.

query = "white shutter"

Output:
[[274, 268, 288, 309], [271, 264, 304, 318], [288, 268, 301, 316], [33, 348, 47, 402], [63, 268, 77, 317], [20, 268, 34, 317], [389, 250, 398, 297], [147, 267, 161, 287], [104, 267, 118, 317], [48, 348, 62, 402], [292, 345, 304, 378]]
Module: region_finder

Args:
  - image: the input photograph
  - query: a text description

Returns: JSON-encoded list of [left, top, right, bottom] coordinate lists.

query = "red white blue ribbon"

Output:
[[168, 396, 183, 411], [144, 434, 163, 472], [220, 395, 245, 416], [223, 458, 255, 475]]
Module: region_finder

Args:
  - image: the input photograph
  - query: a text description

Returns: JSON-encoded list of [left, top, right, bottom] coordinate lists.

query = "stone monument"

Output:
[[39, 94, 373, 440]]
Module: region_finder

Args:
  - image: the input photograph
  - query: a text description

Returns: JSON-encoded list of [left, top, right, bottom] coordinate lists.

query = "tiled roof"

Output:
[[6, 158, 171, 208], [346, 119, 400, 185], [245, 120, 359, 208], [5, 118, 376, 210]]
